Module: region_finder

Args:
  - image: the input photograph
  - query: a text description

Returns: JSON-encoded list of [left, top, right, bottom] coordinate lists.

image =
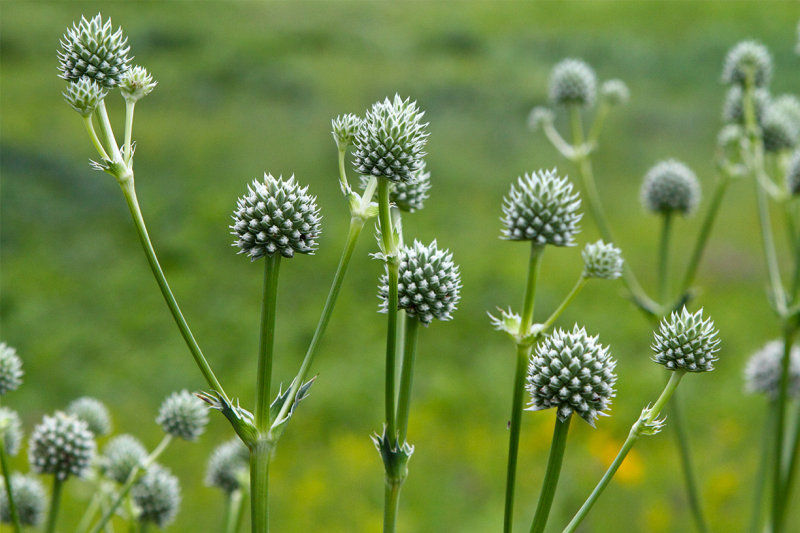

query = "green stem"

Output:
[[96, 100, 123, 163], [337, 147, 349, 192], [563, 371, 684, 533], [772, 326, 797, 533], [45, 477, 64, 533], [82, 115, 111, 161], [378, 179, 400, 441], [396, 317, 420, 444], [250, 440, 271, 533], [658, 212, 673, 305], [225, 489, 246, 533], [76, 490, 101, 533], [782, 402, 800, 522], [255, 254, 281, 431], [529, 416, 572, 533], [0, 435, 21, 533], [750, 401, 777, 533], [587, 102, 609, 146], [123, 100, 135, 164], [383, 480, 401, 533], [670, 388, 710, 533], [541, 277, 587, 332]]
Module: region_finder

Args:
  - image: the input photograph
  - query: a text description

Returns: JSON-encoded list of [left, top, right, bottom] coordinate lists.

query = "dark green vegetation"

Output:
[[2, 2, 799, 531]]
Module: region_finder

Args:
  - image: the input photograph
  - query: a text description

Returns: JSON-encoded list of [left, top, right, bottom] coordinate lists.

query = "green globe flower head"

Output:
[[120, 66, 157, 103], [787, 150, 800, 196], [527, 106, 555, 130], [762, 106, 799, 154], [353, 94, 429, 183], [156, 390, 208, 441], [29, 412, 96, 480], [332, 113, 363, 150], [526, 325, 616, 425], [744, 340, 800, 399], [63, 76, 108, 117], [102, 434, 148, 484], [652, 307, 720, 372], [0, 342, 22, 396], [721, 40, 772, 88], [549, 58, 597, 108], [641, 159, 700, 216], [231, 174, 322, 260], [772, 95, 800, 133], [582, 240, 624, 280], [379, 240, 462, 326], [67, 396, 112, 436], [717, 124, 744, 151], [0, 473, 46, 527], [501, 168, 582, 246], [362, 159, 431, 212], [722, 86, 770, 127], [205, 439, 249, 495], [600, 79, 630, 106], [0, 407, 23, 456], [58, 13, 131, 88], [132, 464, 181, 528]]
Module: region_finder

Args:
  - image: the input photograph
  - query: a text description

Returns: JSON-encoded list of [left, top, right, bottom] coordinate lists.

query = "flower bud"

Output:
[[600, 79, 630, 106], [0, 408, 22, 456], [501, 168, 582, 246], [582, 240, 623, 280], [362, 159, 431, 212], [526, 325, 616, 425], [120, 66, 157, 103], [231, 174, 322, 260], [772, 95, 800, 133], [353, 95, 429, 183], [156, 390, 208, 441], [744, 340, 800, 398], [717, 124, 743, 150], [527, 106, 554, 130], [0, 473, 46, 527], [63, 77, 108, 116], [331, 113, 362, 150], [29, 412, 96, 480], [102, 434, 148, 484], [0, 342, 22, 396], [652, 307, 720, 372], [721, 40, 772, 88], [67, 396, 112, 436], [58, 13, 131, 88], [641, 159, 700, 216], [132, 464, 181, 528], [787, 150, 800, 196], [205, 439, 249, 494], [722, 86, 770, 127], [549, 59, 597, 108], [762, 106, 798, 154]]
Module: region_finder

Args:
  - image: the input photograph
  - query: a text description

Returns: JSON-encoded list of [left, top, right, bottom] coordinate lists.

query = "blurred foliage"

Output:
[[2, 1, 800, 531]]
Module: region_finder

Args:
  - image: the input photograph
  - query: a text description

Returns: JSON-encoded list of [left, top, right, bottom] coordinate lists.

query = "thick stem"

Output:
[[0, 435, 21, 532], [750, 402, 777, 533], [45, 477, 64, 533], [658, 212, 673, 304], [96, 100, 123, 163], [529, 416, 572, 533], [772, 326, 797, 533], [250, 440, 271, 533], [255, 254, 281, 431], [670, 389, 710, 533], [378, 179, 400, 441], [396, 317, 420, 444], [82, 115, 111, 161], [383, 481, 401, 533]]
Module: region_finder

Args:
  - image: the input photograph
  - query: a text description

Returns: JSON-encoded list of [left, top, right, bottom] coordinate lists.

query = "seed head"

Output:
[[231, 174, 322, 260], [156, 390, 208, 441], [29, 412, 96, 480], [0, 343, 22, 396], [721, 40, 772, 88], [786, 150, 800, 196], [0, 473, 46, 527], [501, 169, 582, 246], [362, 159, 431, 212], [0, 408, 23, 456], [379, 240, 462, 326], [744, 340, 800, 399], [120, 66, 157, 103], [63, 76, 108, 116], [641, 159, 700, 216], [67, 396, 112, 436], [722, 86, 770, 127], [526, 325, 616, 425], [652, 307, 720, 372], [205, 439, 249, 494], [549, 59, 597, 108], [58, 13, 131, 88], [353, 95, 429, 183], [132, 464, 181, 528], [332, 113, 363, 150], [582, 240, 624, 280], [527, 106, 555, 130], [762, 106, 799, 154], [600, 79, 630, 106], [102, 434, 148, 484]]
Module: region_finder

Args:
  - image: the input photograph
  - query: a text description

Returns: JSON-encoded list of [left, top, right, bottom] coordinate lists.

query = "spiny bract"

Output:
[[582, 240, 624, 280], [0, 473, 46, 527], [0, 407, 22, 456], [652, 307, 720, 372], [744, 340, 800, 399], [361, 159, 432, 212], [132, 464, 181, 528], [58, 13, 131, 88], [231, 174, 322, 260], [526, 325, 617, 425], [67, 396, 112, 436], [721, 40, 772, 88], [102, 434, 148, 484], [63, 76, 108, 116], [549, 59, 597, 108], [501, 168, 582, 246], [156, 390, 209, 441], [640, 159, 700, 216], [0, 342, 22, 396], [29, 412, 96, 480], [205, 439, 249, 495]]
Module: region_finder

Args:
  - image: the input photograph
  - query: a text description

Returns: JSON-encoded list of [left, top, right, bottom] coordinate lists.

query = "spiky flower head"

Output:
[[641, 159, 700, 216], [772, 95, 800, 133], [29, 412, 96, 480], [787, 150, 800, 196], [205, 439, 249, 494], [156, 390, 208, 441], [717, 124, 744, 150], [744, 340, 800, 399], [231, 174, 322, 260], [582, 240, 624, 280], [58, 13, 131, 88], [0, 473, 46, 527], [762, 106, 799, 154], [67, 396, 112, 436], [0, 408, 22, 456], [132, 464, 181, 528], [652, 307, 720, 372], [600, 79, 630, 106], [332, 113, 363, 150], [102, 434, 148, 484], [501, 168, 582, 246], [0, 343, 22, 396], [722, 86, 770, 127], [63, 76, 108, 116], [120, 66, 157, 103], [527, 106, 555, 130], [549, 59, 597, 108], [721, 40, 772, 88], [353, 95, 429, 183], [526, 325, 616, 425], [362, 159, 431, 212]]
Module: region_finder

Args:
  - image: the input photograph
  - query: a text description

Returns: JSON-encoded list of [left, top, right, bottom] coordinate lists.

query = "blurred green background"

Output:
[[2, 1, 800, 531]]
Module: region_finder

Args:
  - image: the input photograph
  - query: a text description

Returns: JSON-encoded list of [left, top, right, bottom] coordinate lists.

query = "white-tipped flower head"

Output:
[[102, 434, 148, 484], [641, 159, 700, 216], [717, 124, 744, 150], [744, 340, 800, 399], [787, 150, 800, 196], [549, 59, 597, 108], [120, 66, 157, 103], [772, 95, 800, 133], [722, 86, 770, 127], [205, 439, 249, 494], [600, 79, 630, 106], [231, 174, 322, 260], [362, 159, 432, 212], [332, 113, 363, 149], [67, 396, 112, 436], [582, 240, 624, 280], [0, 343, 22, 396], [63, 76, 108, 116], [132, 464, 181, 528], [652, 307, 720, 372], [0, 408, 23, 456], [379, 240, 462, 326], [721, 40, 772, 88], [353, 95, 429, 183], [526, 325, 616, 425], [58, 13, 131, 88], [29, 412, 96, 480], [762, 106, 799, 154], [501, 169, 582, 246], [0, 473, 46, 527], [527, 106, 555, 130], [156, 390, 208, 441]]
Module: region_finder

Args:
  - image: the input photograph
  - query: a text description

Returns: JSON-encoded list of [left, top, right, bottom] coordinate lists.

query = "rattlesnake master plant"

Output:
[[722, 86, 769, 127], [0, 342, 22, 396], [581, 240, 623, 280], [762, 107, 799, 153], [744, 340, 800, 398], [787, 150, 800, 196], [62, 76, 108, 116], [527, 106, 555, 131], [156, 390, 209, 441], [501, 168, 582, 246], [526, 325, 616, 425], [120, 65, 157, 103], [721, 40, 772, 88], [773, 95, 800, 132], [652, 307, 720, 372], [58, 13, 131, 88], [67, 396, 112, 436], [101, 434, 148, 484], [378, 240, 462, 326], [332, 113, 363, 150], [0, 407, 22, 456], [0, 473, 46, 527], [353, 94, 429, 183], [132, 464, 181, 528], [205, 439, 249, 494], [640, 159, 700, 216], [600, 79, 630, 107], [549, 58, 597, 108], [231, 174, 322, 260], [360, 159, 432, 212], [29, 411, 96, 480]]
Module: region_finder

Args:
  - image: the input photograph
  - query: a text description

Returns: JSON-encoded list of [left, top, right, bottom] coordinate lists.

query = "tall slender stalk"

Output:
[[0, 435, 21, 532], [658, 212, 673, 303], [255, 254, 281, 430], [45, 478, 64, 533], [529, 416, 572, 533], [250, 440, 271, 533], [396, 317, 420, 444], [225, 490, 246, 533], [670, 390, 710, 533], [772, 326, 797, 533], [750, 403, 777, 533], [383, 481, 401, 533], [378, 179, 400, 441]]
